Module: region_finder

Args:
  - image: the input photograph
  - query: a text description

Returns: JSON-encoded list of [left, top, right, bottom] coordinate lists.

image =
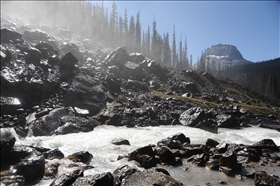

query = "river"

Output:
[[14, 125, 280, 186]]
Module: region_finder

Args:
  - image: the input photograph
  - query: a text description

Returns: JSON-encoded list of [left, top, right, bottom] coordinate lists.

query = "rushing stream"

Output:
[[14, 125, 280, 186]]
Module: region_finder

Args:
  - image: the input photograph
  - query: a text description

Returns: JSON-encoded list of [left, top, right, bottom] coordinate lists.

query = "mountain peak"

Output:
[[205, 44, 244, 60], [203, 43, 252, 71]]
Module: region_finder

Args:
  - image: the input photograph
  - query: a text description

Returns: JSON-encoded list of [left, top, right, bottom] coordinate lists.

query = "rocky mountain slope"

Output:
[[1, 15, 280, 185], [203, 44, 252, 71]]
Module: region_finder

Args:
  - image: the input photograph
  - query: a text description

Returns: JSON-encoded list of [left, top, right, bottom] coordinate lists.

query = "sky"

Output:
[[96, 1, 279, 63]]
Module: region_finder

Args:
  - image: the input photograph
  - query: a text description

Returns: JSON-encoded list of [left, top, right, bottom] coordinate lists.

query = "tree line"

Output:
[[2, 1, 192, 70]]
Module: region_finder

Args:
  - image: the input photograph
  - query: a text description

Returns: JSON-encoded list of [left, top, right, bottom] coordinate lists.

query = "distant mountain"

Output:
[[203, 44, 252, 71]]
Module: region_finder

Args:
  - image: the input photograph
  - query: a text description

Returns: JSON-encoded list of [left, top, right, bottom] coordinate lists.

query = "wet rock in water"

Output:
[[112, 138, 130, 146], [216, 114, 240, 128], [0, 175, 25, 186], [251, 139, 279, 152], [43, 148, 64, 160], [254, 171, 280, 186], [219, 150, 241, 173], [206, 158, 220, 170], [72, 172, 115, 186], [44, 163, 59, 179], [120, 167, 184, 186], [216, 142, 228, 154], [50, 168, 84, 186], [68, 151, 93, 164], [156, 146, 178, 165], [3, 146, 46, 183], [113, 165, 138, 186], [0, 136, 16, 164], [195, 118, 218, 134], [187, 153, 209, 167], [206, 138, 219, 148], [128, 145, 158, 169]]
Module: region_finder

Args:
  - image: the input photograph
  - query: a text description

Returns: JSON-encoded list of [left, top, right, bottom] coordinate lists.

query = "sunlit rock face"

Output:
[[202, 44, 252, 71]]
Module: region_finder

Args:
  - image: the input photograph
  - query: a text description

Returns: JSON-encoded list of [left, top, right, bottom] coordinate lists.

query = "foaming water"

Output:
[[17, 125, 280, 186]]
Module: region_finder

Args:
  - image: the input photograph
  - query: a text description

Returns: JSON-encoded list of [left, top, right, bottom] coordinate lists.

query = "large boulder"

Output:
[[104, 47, 128, 67], [72, 172, 115, 186], [1, 28, 23, 44], [120, 167, 184, 186], [1, 146, 45, 183], [128, 145, 158, 169], [28, 107, 100, 136], [179, 107, 206, 127], [50, 168, 84, 186], [60, 75, 106, 116], [68, 151, 93, 164]]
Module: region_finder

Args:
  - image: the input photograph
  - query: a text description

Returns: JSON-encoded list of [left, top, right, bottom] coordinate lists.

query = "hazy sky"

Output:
[[98, 1, 279, 63]]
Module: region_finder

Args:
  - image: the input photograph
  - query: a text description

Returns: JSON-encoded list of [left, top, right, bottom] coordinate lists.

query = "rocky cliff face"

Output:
[[203, 44, 252, 71]]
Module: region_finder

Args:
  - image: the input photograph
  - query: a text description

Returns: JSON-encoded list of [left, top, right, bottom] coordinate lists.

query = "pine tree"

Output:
[[123, 8, 129, 48], [183, 37, 189, 69], [128, 15, 135, 52], [163, 33, 171, 67], [152, 19, 158, 60], [135, 11, 141, 52], [190, 54, 193, 70], [109, 2, 118, 45], [172, 26, 176, 68]]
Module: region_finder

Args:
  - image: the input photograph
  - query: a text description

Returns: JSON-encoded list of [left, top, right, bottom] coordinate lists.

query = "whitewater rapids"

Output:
[[14, 125, 280, 186]]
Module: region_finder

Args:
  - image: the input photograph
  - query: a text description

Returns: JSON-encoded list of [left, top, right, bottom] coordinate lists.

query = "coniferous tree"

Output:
[[172, 26, 176, 68], [151, 20, 158, 60], [190, 54, 193, 70], [135, 11, 141, 52], [178, 35, 183, 69], [183, 37, 189, 69], [163, 33, 171, 67], [123, 8, 129, 48], [109, 2, 118, 46], [128, 15, 135, 52]]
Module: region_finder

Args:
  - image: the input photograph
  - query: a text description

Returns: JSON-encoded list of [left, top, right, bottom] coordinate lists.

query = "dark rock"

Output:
[[44, 163, 59, 179], [113, 165, 138, 186], [171, 133, 190, 144], [156, 146, 177, 165], [72, 172, 114, 186], [127, 53, 145, 63], [25, 46, 42, 65], [8, 146, 45, 183], [216, 142, 228, 153], [219, 166, 234, 176], [206, 138, 219, 148], [195, 119, 218, 133], [187, 153, 209, 166], [206, 159, 220, 170], [60, 43, 83, 61], [254, 171, 280, 186], [1, 28, 23, 44], [104, 47, 128, 67], [0, 136, 16, 164], [252, 139, 279, 152], [50, 168, 84, 186], [59, 52, 79, 81], [0, 175, 25, 186], [35, 42, 59, 59], [120, 167, 184, 186], [216, 114, 240, 128], [60, 75, 106, 116], [179, 107, 206, 127], [125, 79, 148, 91], [43, 148, 64, 160], [128, 145, 158, 169], [68, 151, 93, 164], [112, 138, 130, 146], [122, 61, 143, 79], [219, 150, 241, 172]]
